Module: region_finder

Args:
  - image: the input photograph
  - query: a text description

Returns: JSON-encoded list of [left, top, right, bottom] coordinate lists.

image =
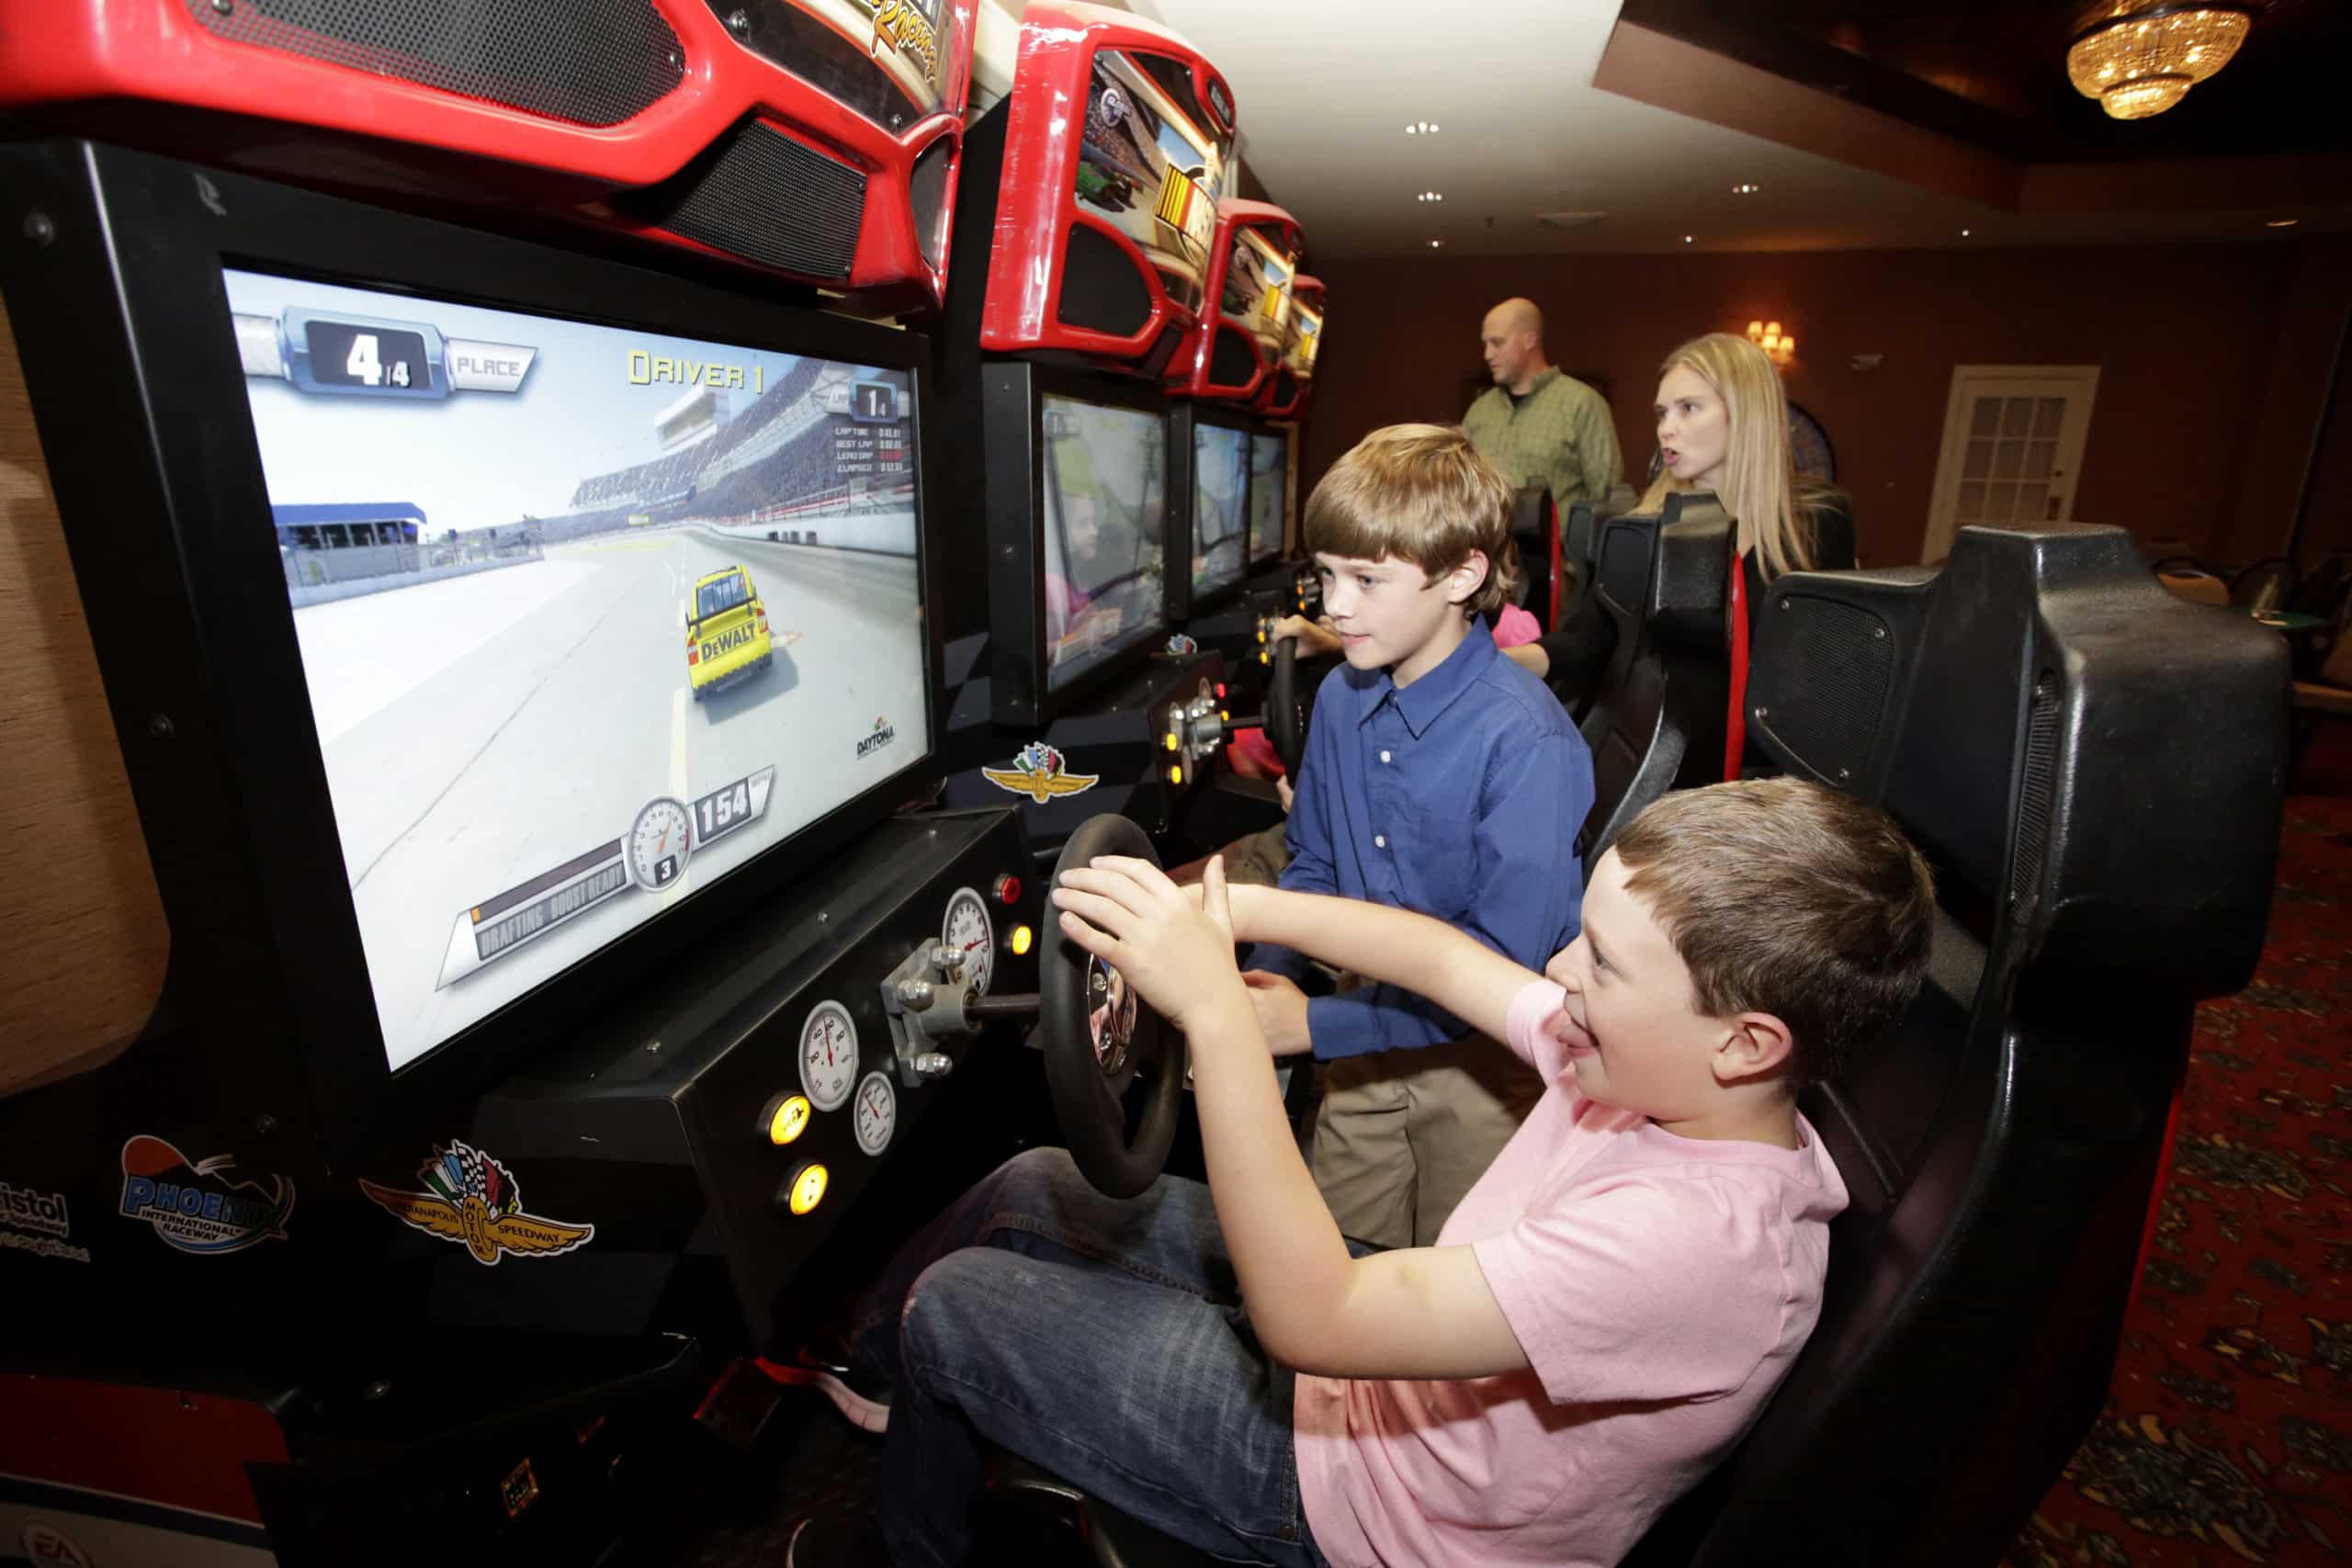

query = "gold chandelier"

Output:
[[2065, 4, 2254, 120]]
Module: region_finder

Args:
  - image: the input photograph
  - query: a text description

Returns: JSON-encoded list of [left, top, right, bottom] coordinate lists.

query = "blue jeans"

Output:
[[849, 1147, 1336, 1568]]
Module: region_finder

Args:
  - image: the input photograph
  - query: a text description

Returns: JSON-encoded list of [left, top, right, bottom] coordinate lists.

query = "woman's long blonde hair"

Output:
[[1636, 332, 1820, 580]]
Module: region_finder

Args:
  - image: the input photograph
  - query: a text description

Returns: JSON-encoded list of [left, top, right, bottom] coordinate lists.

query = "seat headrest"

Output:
[[1749, 523, 2287, 997], [1650, 492, 1734, 646], [1510, 484, 1554, 538]]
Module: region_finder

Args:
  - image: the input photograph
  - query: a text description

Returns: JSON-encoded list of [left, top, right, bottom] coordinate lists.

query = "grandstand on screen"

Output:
[[548, 360, 914, 547]]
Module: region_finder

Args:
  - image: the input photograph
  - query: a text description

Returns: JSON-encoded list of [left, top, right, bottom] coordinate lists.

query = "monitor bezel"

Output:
[[981, 359, 1176, 727], [2, 141, 946, 1156], [1167, 400, 1261, 620]]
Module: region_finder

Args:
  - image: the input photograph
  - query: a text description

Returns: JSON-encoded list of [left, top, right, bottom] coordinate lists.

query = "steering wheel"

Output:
[[1043, 816, 1187, 1198], [1262, 635, 1308, 778]]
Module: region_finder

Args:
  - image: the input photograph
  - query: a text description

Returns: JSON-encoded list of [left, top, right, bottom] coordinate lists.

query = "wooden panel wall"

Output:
[[0, 304, 169, 1097]]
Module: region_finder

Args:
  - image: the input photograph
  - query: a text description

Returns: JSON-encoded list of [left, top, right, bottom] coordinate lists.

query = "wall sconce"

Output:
[[1747, 320, 1796, 365]]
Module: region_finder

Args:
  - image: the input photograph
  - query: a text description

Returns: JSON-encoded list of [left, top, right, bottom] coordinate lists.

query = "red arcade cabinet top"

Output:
[[0, 0, 975, 310], [978, 0, 1239, 374], [1172, 198, 1303, 403], [1259, 271, 1324, 419]]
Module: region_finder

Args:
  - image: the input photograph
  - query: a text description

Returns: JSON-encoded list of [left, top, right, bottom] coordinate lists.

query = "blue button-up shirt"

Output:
[[1247, 620, 1593, 1058]]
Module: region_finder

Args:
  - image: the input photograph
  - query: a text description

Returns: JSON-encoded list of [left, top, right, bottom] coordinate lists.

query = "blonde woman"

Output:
[[1507, 332, 1852, 773]]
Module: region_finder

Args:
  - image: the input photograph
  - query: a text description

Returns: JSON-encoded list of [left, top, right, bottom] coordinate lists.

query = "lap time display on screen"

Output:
[[227, 269, 929, 1072]]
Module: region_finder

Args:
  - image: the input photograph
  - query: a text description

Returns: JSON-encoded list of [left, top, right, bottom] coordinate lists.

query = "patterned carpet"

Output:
[[2005, 748, 2352, 1567]]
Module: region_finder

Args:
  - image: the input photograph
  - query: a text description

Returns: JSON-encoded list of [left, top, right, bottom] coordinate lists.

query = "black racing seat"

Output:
[[1559, 480, 1639, 621], [970, 522, 2289, 1568], [1506, 484, 1557, 627], [1574, 492, 1735, 872], [1621, 522, 2286, 1565]]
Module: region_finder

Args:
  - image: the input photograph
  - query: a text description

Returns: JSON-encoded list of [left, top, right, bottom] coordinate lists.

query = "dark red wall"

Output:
[[1298, 236, 2350, 568]]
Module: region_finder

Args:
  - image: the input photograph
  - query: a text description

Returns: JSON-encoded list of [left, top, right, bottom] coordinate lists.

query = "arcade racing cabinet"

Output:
[[929, 0, 1264, 864], [0, 4, 1102, 1561]]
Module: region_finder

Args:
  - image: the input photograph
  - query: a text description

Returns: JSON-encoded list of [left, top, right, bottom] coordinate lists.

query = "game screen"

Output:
[[1075, 49, 1228, 314], [1191, 422, 1249, 599], [1039, 393, 1166, 690], [1222, 226, 1295, 360], [1250, 431, 1288, 562], [226, 270, 928, 1073]]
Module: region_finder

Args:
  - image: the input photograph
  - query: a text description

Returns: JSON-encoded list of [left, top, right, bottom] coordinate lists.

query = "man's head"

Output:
[[1538, 780, 1935, 1129], [1302, 423, 1519, 684], [1479, 298, 1547, 394]]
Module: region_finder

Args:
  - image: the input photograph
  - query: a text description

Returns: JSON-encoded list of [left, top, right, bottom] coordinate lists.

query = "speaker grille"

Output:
[[185, 0, 684, 128], [634, 121, 866, 281], [1058, 223, 1153, 335], [1208, 321, 1257, 388], [1758, 596, 1894, 784], [2009, 670, 2061, 910], [909, 134, 955, 274], [1270, 370, 1300, 408]]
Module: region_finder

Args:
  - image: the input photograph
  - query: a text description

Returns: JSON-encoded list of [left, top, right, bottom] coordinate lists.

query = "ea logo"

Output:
[[21, 1521, 96, 1567]]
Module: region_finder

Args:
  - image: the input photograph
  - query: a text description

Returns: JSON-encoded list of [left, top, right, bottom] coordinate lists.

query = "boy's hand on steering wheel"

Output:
[[1053, 854, 1245, 1035]]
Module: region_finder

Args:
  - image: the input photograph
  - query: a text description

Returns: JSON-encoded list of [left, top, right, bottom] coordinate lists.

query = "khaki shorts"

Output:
[[1307, 1032, 1544, 1249]]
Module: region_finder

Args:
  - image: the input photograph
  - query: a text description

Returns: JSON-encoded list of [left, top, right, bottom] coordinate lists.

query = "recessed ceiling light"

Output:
[[1960, 228, 1972, 237], [1417, 191, 1444, 203], [1429, 239, 1443, 248], [1683, 234, 1694, 243], [1404, 120, 1440, 135], [2267, 218, 2300, 228], [1732, 183, 1760, 195]]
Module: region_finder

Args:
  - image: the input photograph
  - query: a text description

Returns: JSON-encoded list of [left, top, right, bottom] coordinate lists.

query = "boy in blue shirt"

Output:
[[1246, 423, 1592, 1246]]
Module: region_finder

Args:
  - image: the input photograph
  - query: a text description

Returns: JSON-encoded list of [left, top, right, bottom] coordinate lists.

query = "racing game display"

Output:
[[1040, 393, 1165, 690], [1222, 225, 1294, 361], [227, 270, 927, 1072], [1076, 50, 1227, 314], [768, 0, 964, 128], [1191, 422, 1249, 599], [1250, 431, 1288, 561]]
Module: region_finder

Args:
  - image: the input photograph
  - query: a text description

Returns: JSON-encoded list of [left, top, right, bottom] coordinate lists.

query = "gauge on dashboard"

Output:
[[943, 886, 995, 994], [798, 999, 859, 1112], [852, 1070, 898, 1156]]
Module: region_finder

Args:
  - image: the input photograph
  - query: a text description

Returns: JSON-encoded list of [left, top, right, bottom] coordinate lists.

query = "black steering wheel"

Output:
[[1044, 816, 1187, 1198], [1262, 635, 1308, 778]]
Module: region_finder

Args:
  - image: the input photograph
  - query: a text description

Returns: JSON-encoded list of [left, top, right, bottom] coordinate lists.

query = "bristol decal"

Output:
[[981, 740, 1102, 804], [359, 1140, 594, 1266], [118, 1136, 295, 1255], [0, 1179, 88, 1264]]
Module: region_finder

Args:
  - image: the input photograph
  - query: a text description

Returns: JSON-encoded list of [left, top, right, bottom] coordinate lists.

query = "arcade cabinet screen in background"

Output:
[[1250, 432, 1287, 562], [1191, 423, 1249, 598], [1223, 227, 1293, 358], [1040, 393, 1165, 692], [225, 269, 929, 1073]]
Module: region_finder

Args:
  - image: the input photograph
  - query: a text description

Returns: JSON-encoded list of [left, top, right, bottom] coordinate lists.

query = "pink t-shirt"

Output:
[[1293, 978, 1848, 1568]]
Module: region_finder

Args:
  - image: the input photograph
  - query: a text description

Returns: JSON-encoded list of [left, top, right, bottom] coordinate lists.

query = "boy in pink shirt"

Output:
[[781, 780, 1933, 1568]]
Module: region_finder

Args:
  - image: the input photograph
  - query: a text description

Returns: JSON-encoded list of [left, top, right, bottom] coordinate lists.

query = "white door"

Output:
[[1921, 366, 2099, 563]]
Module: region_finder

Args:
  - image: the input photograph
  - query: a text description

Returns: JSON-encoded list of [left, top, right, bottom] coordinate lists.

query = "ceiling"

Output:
[[1621, 0, 2352, 164], [1102, 0, 2351, 259]]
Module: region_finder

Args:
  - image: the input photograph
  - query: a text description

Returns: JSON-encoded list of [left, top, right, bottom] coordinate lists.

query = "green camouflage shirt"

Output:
[[1462, 367, 1624, 511]]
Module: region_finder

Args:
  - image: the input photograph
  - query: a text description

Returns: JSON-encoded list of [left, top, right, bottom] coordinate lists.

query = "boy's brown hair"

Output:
[[1611, 778, 1936, 1085], [1302, 423, 1519, 618]]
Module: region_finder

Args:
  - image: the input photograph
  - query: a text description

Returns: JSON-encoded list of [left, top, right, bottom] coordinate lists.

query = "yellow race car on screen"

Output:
[[687, 565, 773, 698]]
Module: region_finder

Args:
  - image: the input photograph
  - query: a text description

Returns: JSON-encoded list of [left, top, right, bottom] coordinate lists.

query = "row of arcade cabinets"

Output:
[[0, 1, 1312, 1563], [929, 2, 1326, 862]]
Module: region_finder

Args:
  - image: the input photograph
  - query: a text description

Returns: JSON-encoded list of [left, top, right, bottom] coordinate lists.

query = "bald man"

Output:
[[1461, 297, 1623, 514]]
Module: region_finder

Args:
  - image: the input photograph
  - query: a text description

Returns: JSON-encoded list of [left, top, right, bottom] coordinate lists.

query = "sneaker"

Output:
[[784, 1512, 892, 1567], [760, 1348, 892, 1434]]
